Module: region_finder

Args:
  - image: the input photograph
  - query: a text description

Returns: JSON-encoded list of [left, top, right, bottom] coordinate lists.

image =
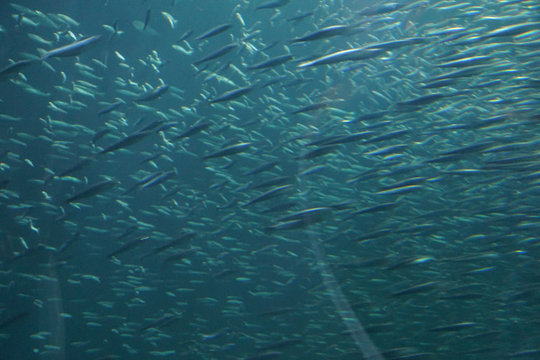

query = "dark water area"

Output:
[[0, 0, 539, 359]]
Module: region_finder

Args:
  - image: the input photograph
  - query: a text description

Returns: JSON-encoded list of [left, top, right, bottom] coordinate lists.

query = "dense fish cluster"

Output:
[[1, 0, 539, 359]]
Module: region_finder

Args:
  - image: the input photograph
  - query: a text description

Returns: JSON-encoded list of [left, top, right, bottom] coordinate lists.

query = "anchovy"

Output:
[[298, 48, 385, 68], [345, 111, 388, 123], [291, 101, 330, 114], [143, 9, 151, 30], [0, 312, 30, 330], [141, 232, 196, 260], [287, 11, 314, 23], [261, 201, 298, 214], [277, 207, 332, 223], [210, 85, 254, 103], [140, 314, 181, 332], [437, 55, 491, 68], [203, 142, 251, 160], [243, 160, 279, 176], [365, 129, 409, 143], [55, 231, 81, 255], [99, 130, 153, 155], [123, 171, 163, 195], [98, 101, 122, 116], [196, 23, 233, 41], [248, 54, 293, 70], [243, 184, 293, 207], [255, 0, 290, 10], [395, 93, 446, 108], [194, 43, 237, 65], [41, 35, 102, 60], [478, 21, 540, 41], [140, 170, 175, 189], [364, 37, 427, 51], [291, 25, 359, 43], [296, 146, 337, 160], [391, 281, 438, 297], [0, 59, 35, 81], [430, 322, 477, 332], [324, 132, 374, 145], [135, 84, 169, 102], [251, 176, 292, 190], [172, 122, 211, 141], [49, 157, 94, 183], [359, 2, 407, 16], [64, 179, 117, 203], [107, 236, 149, 259], [177, 30, 193, 43], [427, 65, 487, 82]]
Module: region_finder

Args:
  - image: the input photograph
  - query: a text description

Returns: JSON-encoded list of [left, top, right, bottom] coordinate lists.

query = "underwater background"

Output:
[[0, 0, 539, 359]]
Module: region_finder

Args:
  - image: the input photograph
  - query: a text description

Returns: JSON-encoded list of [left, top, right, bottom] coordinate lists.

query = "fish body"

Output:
[[298, 48, 385, 68], [256, 0, 290, 10], [64, 179, 117, 204], [172, 122, 211, 141], [248, 54, 293, 70], [196, 23, 233, 41], [210, 85, 254, 103], [0, 59, 35, 81], [194, 43, 237, 65], [135, 84, 169, 102], [99, 130, 153, 155], [291, 25, 360, 43], [203, 142, 251, 160], [41, 35, 102, 60]]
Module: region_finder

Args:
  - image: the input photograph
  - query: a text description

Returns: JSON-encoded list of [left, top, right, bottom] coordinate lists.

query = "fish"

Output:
[[171, 121, 211, 141], [141, 232, 196, 260], [97, 101, 122, 116], [195, 23, 233, 41], [247, 54, 293, 70], [99, 130, 153, 155], [134, 84, 169, 102], [0, 59, 35, 81], [291, 25, 362, 43], [203, 142, 251, 160], [243, 160, 279, 176], [143, 9, 151, 31], [2, 1, 539, 359], [193, 43, 238, 65], [40, 35, 102, 60], [298, 47, 385, 68], [209, 85, 254, 103], [242, 184, 293, 207], [63, 179, 117, 204], [255, 0, 290, 10], [0, 312, 30, 329], [107, 236, 149, 259]]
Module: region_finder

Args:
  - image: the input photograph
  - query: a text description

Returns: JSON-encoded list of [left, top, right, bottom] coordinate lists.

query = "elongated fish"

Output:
[[0, 59, 35, 81], [210, 85, 254, 103], [194, 43, 237, 65], [64, 179, 117, 204], [256, 0, 290, 10], [298, 48, 385, 68], [99, 130, 153, 155], [196, 23, 233, 41], [203, 142, 251, 160], [247, 54, 293, 70], [172, 122, 211, 141], [135, 84, 169, 102], [40, 35, 102, 60], [291, 25, 360, 43]]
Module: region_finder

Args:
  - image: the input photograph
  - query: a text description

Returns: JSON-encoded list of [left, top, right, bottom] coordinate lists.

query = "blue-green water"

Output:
[[0, 1, 539, 359]]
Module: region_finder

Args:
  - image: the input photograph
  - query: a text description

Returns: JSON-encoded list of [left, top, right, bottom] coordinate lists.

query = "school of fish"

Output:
[[0, 0, 539, 359]]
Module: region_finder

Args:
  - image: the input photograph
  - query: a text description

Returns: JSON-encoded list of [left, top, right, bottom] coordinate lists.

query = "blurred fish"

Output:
[[40, 35, 102, 59]]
